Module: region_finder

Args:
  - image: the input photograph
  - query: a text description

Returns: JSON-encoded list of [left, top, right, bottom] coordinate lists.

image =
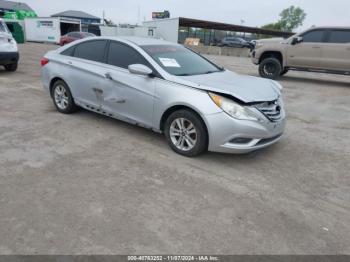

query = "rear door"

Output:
[[99, 41, 157, 127], [321, 29, 350, 71], [287, 29, 326, 69], [61, 40, 108, 109]]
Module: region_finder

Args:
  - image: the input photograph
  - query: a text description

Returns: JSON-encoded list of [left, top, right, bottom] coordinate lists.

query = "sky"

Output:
[[18, 0, 350, 32]]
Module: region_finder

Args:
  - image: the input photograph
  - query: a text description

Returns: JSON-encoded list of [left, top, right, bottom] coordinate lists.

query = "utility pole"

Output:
[[241, 19, 246, 39], [137, 5, 141, 25]]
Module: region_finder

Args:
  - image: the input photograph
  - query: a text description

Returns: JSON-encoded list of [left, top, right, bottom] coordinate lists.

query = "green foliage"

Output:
[[262, 5, 306, 32], [279, 6, 306, 31]]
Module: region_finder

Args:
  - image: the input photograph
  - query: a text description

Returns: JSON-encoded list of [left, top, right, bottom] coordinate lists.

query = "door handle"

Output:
[[312, 46, 321, 49], [105, 72, 113, 80]]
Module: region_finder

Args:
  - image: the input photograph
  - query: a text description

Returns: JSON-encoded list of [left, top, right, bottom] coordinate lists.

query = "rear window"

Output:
[[61, 46, 75, 56], [0, 21, 9, 33], [328, 30, 350, 44], [73, 40, 107, 63]]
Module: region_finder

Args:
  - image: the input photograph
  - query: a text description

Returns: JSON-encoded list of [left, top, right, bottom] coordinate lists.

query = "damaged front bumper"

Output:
[[205, 111, 286, 154]]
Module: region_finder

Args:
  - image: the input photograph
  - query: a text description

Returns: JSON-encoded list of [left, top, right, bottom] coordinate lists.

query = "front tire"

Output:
[[51, 80, 78, 114], [259, 57, 282, 79], [164, 109, 208, 157], [4, 63, 18, 72]]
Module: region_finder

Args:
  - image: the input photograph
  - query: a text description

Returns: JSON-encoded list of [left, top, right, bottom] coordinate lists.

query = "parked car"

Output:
[[41, 37, 285, 157], [252, 27, 350, 79], [0, 18, 19, 72], [59, 32, 95, 46], [220, 37, 253, 49]]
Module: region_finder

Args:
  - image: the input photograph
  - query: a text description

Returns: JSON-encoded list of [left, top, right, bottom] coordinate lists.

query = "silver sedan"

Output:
[[41, 37, 286, 157]]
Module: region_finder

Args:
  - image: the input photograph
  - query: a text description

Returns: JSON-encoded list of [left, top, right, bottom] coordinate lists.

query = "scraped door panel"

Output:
[[100, 67, 156, 128], [64, 40, 108, 109], [99, 40, 157, 128]]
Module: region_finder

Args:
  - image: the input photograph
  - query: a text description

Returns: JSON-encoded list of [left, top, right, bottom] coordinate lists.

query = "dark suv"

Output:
[[220, 37, 253, 49]]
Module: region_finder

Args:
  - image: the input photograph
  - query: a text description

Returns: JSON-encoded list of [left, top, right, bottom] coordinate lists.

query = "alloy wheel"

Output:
[[54, 85, 69, 110], [169, 118, 197, 151]]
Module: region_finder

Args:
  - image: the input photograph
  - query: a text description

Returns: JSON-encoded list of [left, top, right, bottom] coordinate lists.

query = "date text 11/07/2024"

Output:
[[127, 256, 220, 261]]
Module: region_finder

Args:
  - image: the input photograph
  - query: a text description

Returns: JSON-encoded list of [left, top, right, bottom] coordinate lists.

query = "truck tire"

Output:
[[259, 57, 282, 80], [4, 63, 18, 72]]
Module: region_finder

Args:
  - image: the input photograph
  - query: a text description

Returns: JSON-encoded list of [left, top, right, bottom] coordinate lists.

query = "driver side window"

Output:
[[107, 41, 151, 69], [301, 30, 325, 43]]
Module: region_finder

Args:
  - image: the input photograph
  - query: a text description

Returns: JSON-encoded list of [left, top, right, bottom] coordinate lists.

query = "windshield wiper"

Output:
[[204, 71, 217, 74]]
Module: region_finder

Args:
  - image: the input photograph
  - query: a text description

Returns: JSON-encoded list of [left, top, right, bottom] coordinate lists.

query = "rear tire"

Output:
[[51, 80, 78, 114], [259, 57, 282, 79], [164, 109, 208, 157], [4, 63, 18, 72]]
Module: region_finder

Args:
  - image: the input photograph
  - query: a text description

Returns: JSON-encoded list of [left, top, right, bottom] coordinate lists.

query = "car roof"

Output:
[[102, 36, 179, 46], [308, 26, 350, 30]]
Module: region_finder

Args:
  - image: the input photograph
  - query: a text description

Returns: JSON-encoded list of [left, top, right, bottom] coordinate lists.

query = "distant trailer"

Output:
[[24, 17, 81, 44]]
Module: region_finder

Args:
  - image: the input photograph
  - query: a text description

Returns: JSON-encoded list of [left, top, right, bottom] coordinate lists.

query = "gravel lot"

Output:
[[0, 43, 349, 255]]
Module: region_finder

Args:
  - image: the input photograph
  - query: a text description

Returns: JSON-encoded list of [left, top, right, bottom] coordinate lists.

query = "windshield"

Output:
[[142, 45, 223, 76]]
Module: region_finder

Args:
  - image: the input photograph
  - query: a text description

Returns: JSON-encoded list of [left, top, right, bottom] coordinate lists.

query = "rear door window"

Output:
[[328, 30, 350, 44], [0, 21, 9, 33], [73, 40, 107, 63], [301, 30, 325, 43]]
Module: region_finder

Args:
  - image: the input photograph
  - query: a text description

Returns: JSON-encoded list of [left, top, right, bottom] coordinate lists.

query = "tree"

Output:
[[261, 22, 283, 31], [262, 6, 306, 32], [279, 6, 306, 32]]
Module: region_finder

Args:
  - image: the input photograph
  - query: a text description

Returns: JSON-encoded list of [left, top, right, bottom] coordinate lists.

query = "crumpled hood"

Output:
[[175, 70, 280, 103]]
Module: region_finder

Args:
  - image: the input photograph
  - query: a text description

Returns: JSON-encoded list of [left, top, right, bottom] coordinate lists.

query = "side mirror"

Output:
[[128, 64, 153, 76], [291, 36, 303, 45]]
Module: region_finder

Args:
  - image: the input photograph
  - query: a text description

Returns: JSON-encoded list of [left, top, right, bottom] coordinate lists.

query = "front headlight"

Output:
[[209, 93, 260, 121]]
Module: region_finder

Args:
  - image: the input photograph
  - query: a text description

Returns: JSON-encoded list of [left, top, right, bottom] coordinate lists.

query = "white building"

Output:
[[99, 24, 157, 39], [24, 17, 81, 44], [142, 17, 180, 42]]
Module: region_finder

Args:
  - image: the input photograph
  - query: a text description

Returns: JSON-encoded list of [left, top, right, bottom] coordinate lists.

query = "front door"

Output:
[[99, 41, 157, 128], [287, 29, 326, 69]]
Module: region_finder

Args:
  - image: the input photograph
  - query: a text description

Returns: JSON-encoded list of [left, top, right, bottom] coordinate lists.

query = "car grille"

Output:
[[254, 99, 282, 122]]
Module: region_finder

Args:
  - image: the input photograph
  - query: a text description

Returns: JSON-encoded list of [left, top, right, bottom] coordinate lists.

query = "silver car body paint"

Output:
[[42, 36, 286, 154]]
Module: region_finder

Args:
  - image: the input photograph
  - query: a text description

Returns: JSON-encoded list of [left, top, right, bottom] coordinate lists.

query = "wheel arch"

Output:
[[160, 105, 209, 135], [49, 77, 67, 97], [259, 51, 283, 66], [159, 104, 210, 151]]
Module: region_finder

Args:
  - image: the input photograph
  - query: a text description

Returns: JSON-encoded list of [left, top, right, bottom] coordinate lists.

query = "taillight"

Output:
[[41, 57, 49, 67]]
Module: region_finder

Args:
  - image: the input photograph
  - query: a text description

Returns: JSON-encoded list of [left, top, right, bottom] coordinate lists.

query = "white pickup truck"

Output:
[[0, 18, 19, 72]]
